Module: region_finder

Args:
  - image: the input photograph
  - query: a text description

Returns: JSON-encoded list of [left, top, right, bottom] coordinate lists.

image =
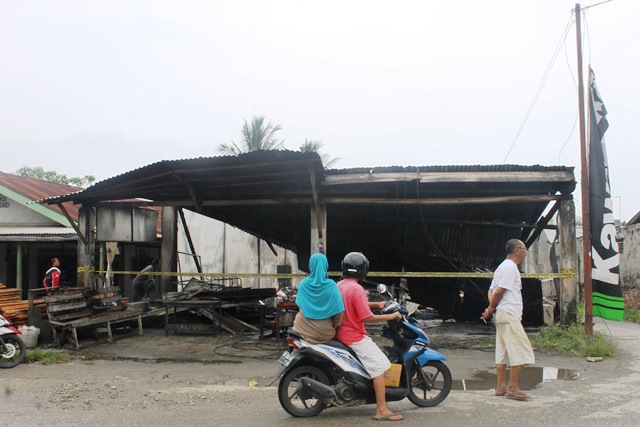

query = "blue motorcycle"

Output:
[[269, 284, 452, 417]]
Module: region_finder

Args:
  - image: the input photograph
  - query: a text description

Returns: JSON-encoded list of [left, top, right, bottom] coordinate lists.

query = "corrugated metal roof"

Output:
[[0, 171, 82, 220], [327, 164, 573, 174], [36, 152, 576, 277], [628, 210, 640, 225], [39, 150, 325, 206], [0, 226, 77, 235], [39, 149, 325, 253]]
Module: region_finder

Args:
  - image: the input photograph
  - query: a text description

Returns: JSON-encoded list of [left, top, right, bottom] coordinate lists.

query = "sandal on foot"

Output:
[[505, 390, 529, 401], [373, 412, 404, 421]]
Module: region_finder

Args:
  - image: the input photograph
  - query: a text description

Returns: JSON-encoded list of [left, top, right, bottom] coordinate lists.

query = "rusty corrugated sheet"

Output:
[[0, 171, 82, 220]]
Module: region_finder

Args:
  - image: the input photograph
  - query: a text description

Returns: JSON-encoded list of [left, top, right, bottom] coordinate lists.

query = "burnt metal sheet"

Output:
[[37, 150, 576, 277], [96, 207, 158, 242], [39, 150, 325, 253]]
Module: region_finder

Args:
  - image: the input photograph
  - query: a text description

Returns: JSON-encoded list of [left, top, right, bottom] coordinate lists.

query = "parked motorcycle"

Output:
[[0, 310, 26, 368], [269, 284, 451, 417]]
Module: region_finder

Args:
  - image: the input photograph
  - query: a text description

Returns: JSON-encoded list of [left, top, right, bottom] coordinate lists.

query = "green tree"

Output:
[[299, 139, 340, 168], [16, 166, 95, 187], [217, 116, 285, 155]]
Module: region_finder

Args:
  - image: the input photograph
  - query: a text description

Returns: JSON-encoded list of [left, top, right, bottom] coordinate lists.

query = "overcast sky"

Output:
[[1, 1, 638, 221]]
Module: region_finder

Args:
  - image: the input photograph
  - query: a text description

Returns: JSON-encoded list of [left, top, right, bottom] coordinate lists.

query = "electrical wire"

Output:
[[556, 14, 581, 164], [502, 13, 575, 163], [414, 167, 490, 305]]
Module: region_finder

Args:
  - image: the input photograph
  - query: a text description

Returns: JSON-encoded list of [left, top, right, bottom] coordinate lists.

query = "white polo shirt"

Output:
[[489, 259, 523, 319]]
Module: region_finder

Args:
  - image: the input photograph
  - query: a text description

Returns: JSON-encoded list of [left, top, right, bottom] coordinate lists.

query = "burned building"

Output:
[[40, 150, 578, 325]]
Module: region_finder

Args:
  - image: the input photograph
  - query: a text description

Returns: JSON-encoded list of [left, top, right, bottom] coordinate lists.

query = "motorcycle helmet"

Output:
[[341, 252, 369, 280]]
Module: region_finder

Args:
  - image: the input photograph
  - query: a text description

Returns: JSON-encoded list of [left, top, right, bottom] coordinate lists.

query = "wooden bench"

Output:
[[43, 287, 143, 349]]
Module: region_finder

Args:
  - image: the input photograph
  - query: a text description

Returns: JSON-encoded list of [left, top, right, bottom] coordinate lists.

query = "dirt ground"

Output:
[[2, 320, 638, 427]]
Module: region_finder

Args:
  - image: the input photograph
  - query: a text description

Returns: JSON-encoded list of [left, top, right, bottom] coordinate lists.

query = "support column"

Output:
[[558, 199, 578, 325], [16, 243, 23, 293], [161, 206, 177, 295], [77, 206, 96, 288], [310, 203, 327, 255]]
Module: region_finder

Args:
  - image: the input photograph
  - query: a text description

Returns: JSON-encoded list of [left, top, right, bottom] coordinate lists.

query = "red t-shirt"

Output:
[[336, 278, 373, 345]]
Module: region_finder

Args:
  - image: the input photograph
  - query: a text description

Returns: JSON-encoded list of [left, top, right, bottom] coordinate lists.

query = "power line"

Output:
[[502, 13, 574, 163]]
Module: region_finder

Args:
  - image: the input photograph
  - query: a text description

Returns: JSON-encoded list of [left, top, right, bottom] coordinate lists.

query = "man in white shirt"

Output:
[[481, 239, 535, 401]]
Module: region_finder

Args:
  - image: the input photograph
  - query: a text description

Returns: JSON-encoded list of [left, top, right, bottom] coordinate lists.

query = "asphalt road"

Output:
[[2, 321, 638, 427]]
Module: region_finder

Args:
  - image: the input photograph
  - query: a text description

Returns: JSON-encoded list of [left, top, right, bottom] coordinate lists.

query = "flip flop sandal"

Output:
[[505, 391, 529, 401], [373, 413, 404, 421]]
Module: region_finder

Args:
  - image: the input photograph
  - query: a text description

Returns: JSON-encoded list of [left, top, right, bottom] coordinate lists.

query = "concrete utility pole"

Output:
[[77, 207, 97, 288], [575, 2, 594, 337], [558, 200, 578, 324], [161, 206, 177, 295]]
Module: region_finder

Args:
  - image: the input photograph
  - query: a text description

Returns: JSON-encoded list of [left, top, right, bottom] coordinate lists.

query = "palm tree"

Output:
[[217, 116, 285, 155], [299, 139, 340, 168]]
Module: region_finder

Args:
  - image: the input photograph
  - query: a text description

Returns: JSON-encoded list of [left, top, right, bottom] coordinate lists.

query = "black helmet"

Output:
[[341, 252, 369, 280]]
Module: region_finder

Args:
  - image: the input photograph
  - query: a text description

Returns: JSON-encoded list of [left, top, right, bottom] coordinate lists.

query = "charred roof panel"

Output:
[[38, 154, 575, 273]]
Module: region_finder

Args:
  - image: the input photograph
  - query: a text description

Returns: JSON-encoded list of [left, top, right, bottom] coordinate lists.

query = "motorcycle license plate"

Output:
[[279, 351, 294, 367]]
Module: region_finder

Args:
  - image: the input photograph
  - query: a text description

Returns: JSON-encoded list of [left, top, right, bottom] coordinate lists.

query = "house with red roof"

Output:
[[0, 171, 81, 297]]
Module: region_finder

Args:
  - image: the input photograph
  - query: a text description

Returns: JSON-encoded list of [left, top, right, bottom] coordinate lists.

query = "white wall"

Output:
[[524, 229, 558, 275], [0, 195, 59, 226], [620, 223, 640, 288], [176, 210, 301, 289]]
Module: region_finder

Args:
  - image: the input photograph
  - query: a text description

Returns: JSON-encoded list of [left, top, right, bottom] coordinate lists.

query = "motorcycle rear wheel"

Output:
[[0, 334, 26, 369], [407, 360, 452, 407], [278, 365, 330, 417]]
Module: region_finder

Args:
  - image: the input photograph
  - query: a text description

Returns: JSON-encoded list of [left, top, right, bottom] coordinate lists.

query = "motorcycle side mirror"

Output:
[[377, 284, 388, 295]]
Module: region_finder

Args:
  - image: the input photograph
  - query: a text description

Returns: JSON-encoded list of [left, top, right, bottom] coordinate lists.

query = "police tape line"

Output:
[[86, 269, 576, 280]]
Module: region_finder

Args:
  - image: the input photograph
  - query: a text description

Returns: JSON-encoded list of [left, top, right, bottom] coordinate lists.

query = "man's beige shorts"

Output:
[[495, 310, 535, 366], [349, 336, 391, 378]]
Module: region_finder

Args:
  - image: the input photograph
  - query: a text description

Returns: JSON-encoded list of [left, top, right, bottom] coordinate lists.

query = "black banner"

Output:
[[588, 67, 624, 321]]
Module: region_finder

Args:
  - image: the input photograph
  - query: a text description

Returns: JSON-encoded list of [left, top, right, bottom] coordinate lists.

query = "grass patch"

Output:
[[529, 323, 616, 358], [623, 308, 640, 323], [473, 336, 496, 348], [24, 349, 72, 365]]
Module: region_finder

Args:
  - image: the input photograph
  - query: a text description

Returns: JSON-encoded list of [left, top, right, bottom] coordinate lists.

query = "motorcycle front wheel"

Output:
[[407, 360, 452, 407], [0, 334, 26, 369], [278, 365, 330, 417]]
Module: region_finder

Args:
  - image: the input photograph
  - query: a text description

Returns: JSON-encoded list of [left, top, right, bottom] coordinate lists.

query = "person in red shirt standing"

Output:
[[336, 252, 403, 422], [43, 257, 61, 288]]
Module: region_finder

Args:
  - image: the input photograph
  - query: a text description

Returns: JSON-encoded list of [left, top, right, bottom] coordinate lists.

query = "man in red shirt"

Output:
[[336, 252, 403, 422], [43, 257, 61, 288]]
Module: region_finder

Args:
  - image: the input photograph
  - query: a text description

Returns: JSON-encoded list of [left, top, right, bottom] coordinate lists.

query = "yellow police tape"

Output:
[[89, 269, 576, 280]]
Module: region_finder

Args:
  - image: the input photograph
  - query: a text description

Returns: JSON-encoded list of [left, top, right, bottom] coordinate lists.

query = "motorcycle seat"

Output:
[[322, 338, 361, 362], [289, 332, 362, 363]]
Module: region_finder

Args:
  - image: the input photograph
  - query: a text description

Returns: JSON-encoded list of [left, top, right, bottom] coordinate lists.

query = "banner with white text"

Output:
[[588, 67, 624, 321]]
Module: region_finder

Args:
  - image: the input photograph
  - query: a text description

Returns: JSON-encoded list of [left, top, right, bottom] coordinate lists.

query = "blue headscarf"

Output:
[[295, 253, 345, 320]]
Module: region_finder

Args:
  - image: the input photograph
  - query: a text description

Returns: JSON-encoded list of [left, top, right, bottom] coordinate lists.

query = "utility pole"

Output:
[[575, 3, 593, 337]]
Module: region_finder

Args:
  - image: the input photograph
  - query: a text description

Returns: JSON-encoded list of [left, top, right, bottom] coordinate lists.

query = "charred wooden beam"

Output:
[[323, 170, 575, 185], [172, 173, 202, 213], [92, 193, 570, 208], [56, 203, 87, 244], [178, 208, 203, 275]]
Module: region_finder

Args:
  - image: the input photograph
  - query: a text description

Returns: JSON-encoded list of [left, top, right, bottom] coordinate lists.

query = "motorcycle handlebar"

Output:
[[382, 300, 409, 318], [382, 300, 399, 312]]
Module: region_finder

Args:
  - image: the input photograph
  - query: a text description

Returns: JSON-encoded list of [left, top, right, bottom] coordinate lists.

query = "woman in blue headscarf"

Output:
[[293, 253, 345, 344]]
